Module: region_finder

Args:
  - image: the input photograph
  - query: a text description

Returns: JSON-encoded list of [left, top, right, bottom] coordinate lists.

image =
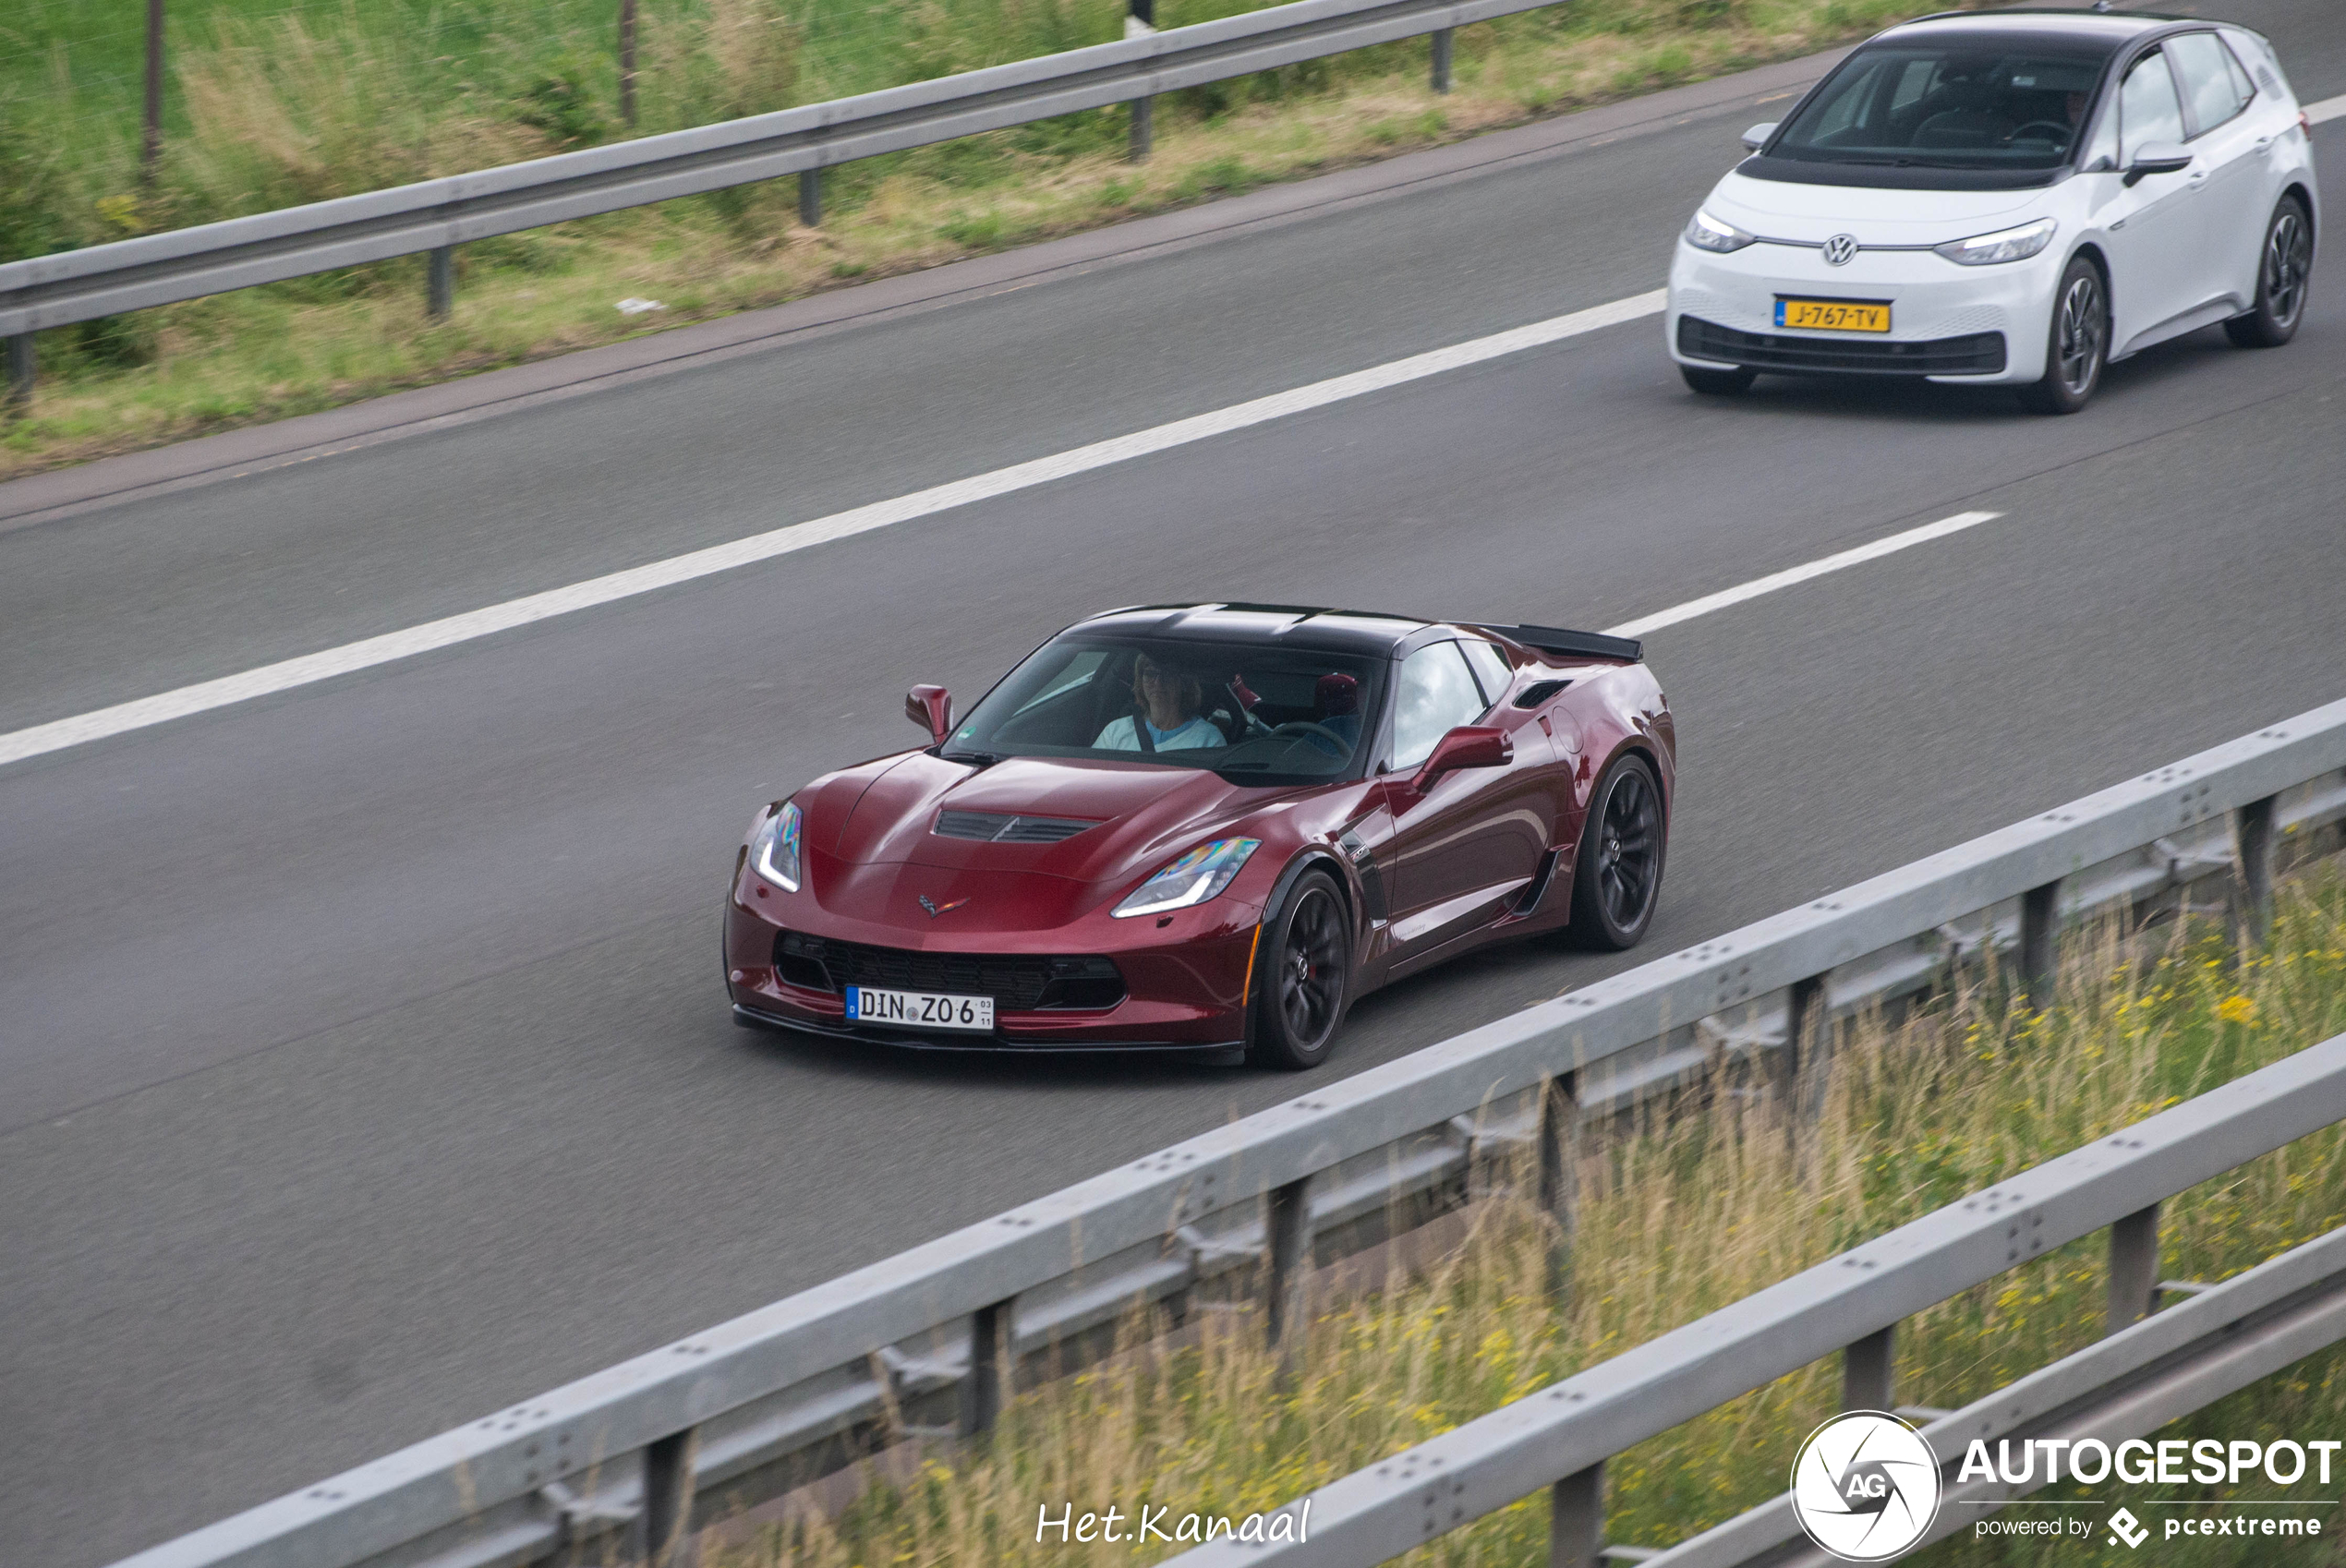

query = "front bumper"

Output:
[[1668, 237, 2062, 385], [724, 874, 1262, 1051]]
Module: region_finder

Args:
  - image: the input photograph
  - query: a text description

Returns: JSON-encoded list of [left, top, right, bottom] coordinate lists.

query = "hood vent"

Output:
[[934, 810, 1099, 844]]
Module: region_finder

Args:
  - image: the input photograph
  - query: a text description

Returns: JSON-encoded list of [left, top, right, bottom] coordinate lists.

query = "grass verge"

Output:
[[1, 0, 1989, 480], [697, 874, 2346, 1567]]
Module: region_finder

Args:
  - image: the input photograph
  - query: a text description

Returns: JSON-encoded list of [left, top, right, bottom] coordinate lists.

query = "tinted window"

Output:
[[2120, 52, 2185, 162], [1458, 639, 1515, 706], [1391, 644, 1486, 771], [1770, 42, 2110, 170], [2167, 32, 2249, 135], [953, 634, 1385, 784]]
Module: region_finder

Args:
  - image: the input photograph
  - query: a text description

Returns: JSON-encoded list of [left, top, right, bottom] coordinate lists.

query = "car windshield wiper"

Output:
[[938, 749, 1002, 768]]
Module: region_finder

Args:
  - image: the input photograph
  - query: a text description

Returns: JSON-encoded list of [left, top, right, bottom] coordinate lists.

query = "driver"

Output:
[[1094, 652, 1227, 753]]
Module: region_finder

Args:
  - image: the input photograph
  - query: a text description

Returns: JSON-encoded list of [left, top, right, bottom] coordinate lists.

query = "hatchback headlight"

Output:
[[1112, 838, 1261, 919], [751, 800, 804, 892], [1933, 217, 2057, 266], [1684, 209, 1755, 254]]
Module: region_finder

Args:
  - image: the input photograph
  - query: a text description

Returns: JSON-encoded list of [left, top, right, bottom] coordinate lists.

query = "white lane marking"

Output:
[[0, 290, 1666, 771], [1603, 511, 2001, 638], [2306, 93, 2346, 127]]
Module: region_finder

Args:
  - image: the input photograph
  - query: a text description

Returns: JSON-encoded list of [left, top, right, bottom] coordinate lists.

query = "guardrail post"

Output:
[[2234, 794, 2277, 949], [798, 167, 822, 228], [1430, 28, 1454, 93], [961, 1297, 1011, 1436], [642, 1428, 698, 1568], [1842, 1325, 1894, 1411], [427, 246, 455, 320], [1783, 973, 1830, 1146], [1549, 1461, 1604, 1568], [1129, 96, 1154, 163], [1264, 1175, 1312, 1362], [2019, 878, 2061, 1009], [2108, 1202, 2159, 1333], [5, 333, 31, 411], [1539, 1073, 1579, 1307]]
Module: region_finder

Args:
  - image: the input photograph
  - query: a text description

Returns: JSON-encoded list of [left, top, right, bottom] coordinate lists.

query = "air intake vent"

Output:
[[934, 811, 1097, 843]]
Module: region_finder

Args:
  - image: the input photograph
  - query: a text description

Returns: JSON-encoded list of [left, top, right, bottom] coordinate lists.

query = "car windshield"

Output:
[[949, 634, 1386, 785], [1769, 41, 2112, 171]]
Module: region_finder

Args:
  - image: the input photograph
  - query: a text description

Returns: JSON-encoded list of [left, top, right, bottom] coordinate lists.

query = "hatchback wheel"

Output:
[[1567, 755, 1665, 950], [2225, 195, 2314, 348], [2020, 255, 2107, 415], [1251, 868, 1351, 1069]]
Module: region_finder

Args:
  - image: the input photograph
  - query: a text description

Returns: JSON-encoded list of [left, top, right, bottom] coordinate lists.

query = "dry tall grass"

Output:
[[706, 875, 2346, 1567]]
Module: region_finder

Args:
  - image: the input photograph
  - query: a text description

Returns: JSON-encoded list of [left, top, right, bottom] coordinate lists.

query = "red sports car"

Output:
[[726, 604, 1675, 1068]]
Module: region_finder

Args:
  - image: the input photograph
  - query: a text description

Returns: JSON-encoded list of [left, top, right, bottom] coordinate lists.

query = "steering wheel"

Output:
[[2004, 121, 2073, 145], [1265, 721, 1356, 754]]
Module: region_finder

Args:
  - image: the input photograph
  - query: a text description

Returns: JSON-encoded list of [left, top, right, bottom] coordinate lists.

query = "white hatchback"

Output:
[[1666, 10, 2318, 413]]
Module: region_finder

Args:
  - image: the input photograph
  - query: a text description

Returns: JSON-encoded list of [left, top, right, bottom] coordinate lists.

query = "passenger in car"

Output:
[[1094, 653, 1228, 753]]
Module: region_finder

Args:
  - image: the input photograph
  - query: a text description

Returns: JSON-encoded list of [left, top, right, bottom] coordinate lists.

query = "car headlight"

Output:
[[1684, 209, 1755, 254], [1111, 838, 1262, 919], [751, 800, 804, 892], [1933, 217, 2057, 266]]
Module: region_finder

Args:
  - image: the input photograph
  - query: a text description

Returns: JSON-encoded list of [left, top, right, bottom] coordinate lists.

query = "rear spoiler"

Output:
[[1487, 624, 1643, 664]]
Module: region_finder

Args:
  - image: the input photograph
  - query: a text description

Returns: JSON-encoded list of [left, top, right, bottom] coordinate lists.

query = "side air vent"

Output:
[[1513, 679, 1570, 708], [934, 811, 1099, 843]]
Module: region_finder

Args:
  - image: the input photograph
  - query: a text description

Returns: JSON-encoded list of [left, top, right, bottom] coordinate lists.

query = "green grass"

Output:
[[701, 875, 2346, 1567], [1, 0, 1994, 476]]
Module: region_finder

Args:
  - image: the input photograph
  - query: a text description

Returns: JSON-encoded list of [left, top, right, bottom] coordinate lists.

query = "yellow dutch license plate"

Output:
[[1775, 297, 1891, 332]]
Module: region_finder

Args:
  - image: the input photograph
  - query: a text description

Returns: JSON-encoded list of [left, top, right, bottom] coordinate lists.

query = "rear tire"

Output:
[[1566, 754, 1665, 950], [2224, 194, 2313, 348], [1250, 868, 1351, 1070], [2018, 254, 2107, 415], [1681, 364, 1757, 396]]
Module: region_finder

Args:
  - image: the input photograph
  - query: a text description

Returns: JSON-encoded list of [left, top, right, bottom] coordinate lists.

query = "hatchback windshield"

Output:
[[1771, 41, 2113, 170], [949, 635, 1387, 784]]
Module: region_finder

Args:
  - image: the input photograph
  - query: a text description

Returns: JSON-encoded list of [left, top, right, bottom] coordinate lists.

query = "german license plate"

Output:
[[1775, 297, 1891, 332], [845, 984, 995, 1032]]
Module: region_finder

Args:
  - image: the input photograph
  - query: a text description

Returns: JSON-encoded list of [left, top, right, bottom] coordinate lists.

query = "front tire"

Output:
[[1567, 754, 1666, 949], [2224, 194, 2314, 348], [1250, 868, 1351, 1070], [1681, 364, 1757, 396], [2019, 255, 2108, 415]]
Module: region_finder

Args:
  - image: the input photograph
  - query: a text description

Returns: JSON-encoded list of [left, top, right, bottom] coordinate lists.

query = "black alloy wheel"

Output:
[[1252, 869, 1351, 1070], [1681, 364, 1758, 396], [2226, 196, 2315, 348], [2021, 255, 2107, 415], [1567, 754, 1665, 950]]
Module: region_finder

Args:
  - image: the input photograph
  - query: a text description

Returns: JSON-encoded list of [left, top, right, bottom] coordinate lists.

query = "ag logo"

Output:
[[1791, 1412, 1942, 1561]]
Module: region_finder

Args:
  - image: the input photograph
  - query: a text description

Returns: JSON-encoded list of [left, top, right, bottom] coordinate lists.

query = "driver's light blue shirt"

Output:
[[1093, 715, 1227, 752]]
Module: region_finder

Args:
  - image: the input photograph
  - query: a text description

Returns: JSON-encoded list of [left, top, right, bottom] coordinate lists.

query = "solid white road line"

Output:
[[1603, 511, 2001, 639], [0, 290, 1666, 771], [2306, 93, 2346, 127]]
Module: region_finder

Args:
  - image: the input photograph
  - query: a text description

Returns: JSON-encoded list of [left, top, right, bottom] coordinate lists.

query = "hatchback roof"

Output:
[[1888, 10, 2198, 45]]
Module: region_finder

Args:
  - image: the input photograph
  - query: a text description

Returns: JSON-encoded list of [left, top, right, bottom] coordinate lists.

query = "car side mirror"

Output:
[[1407, 725, 1512, 796], [1740, 121, 1778, 151], [2122, 140, 2191, 187], [905, 684, 953, 747]]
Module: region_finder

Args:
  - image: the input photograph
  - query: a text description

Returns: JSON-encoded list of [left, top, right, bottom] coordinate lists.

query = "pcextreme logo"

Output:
[[1791, 1412, 1944, 1562]]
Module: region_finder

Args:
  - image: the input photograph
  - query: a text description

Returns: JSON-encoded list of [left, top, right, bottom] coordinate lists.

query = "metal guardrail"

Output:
[[0, 0, 1550, 367], [1170, 1030, 2346, 1566], [116, 696, 2346, 1568]]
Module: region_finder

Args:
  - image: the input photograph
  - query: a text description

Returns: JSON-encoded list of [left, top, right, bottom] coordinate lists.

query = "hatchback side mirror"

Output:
[[1741, 121, 1778, 151], [2122, 140, 2191, 187], [1408, 725, 1512, 796], [906, 684, 953, 747]]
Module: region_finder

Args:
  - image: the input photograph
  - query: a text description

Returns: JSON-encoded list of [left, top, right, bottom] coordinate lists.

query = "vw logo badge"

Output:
[[1790, 1411, 1941, 1561], [1822, 233, 1859, 266]]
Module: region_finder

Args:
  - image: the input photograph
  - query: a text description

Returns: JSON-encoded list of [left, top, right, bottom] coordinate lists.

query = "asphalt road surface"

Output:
[[6, 3, 2345, 1561]]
